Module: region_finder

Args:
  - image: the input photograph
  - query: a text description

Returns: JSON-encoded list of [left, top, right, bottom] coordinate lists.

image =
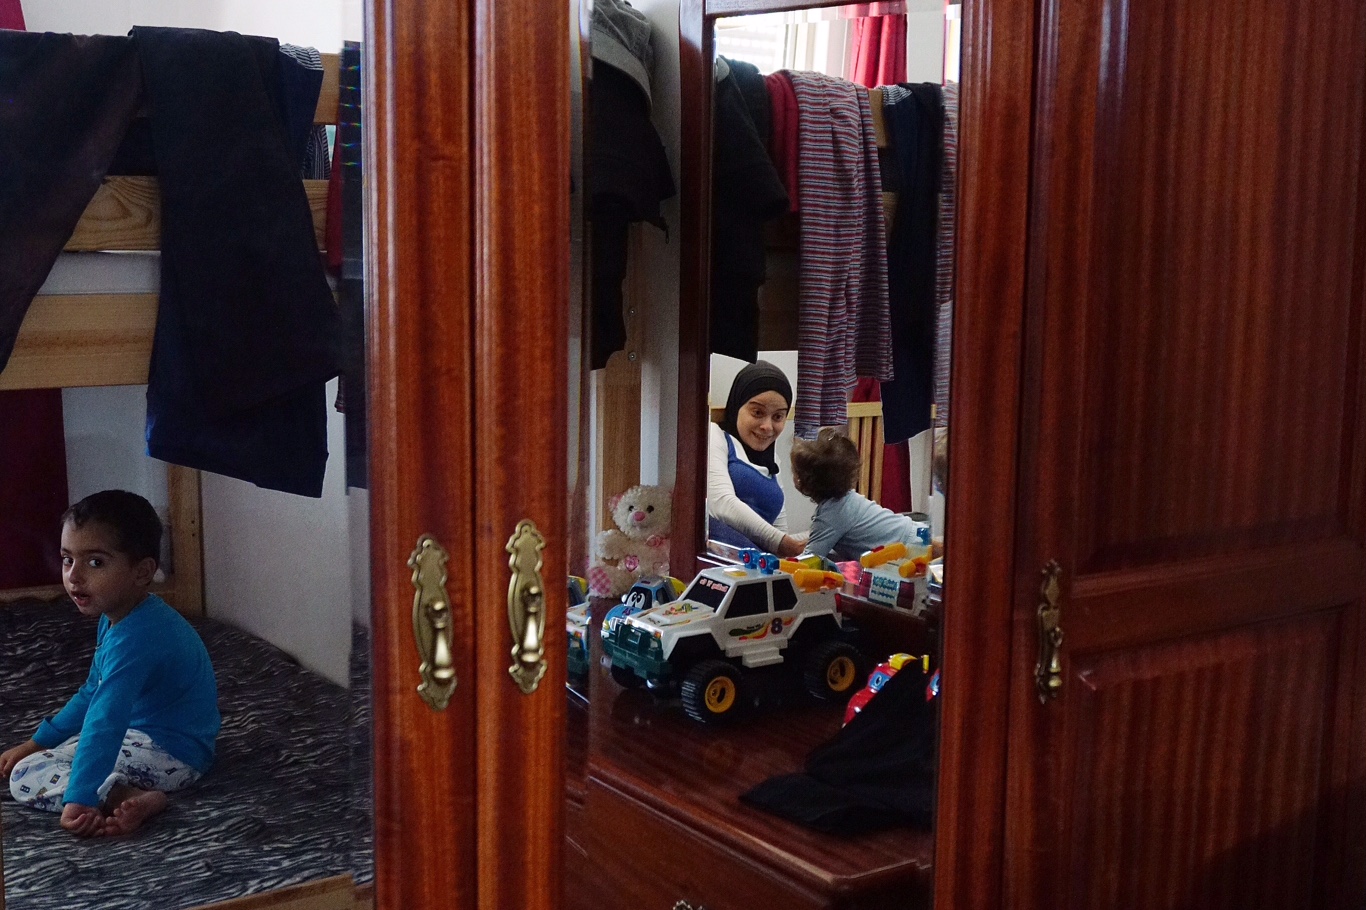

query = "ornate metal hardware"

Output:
[[506, 520, 548, 694], [409, 535, 457, 711], [1035, 560, 1064, 702]]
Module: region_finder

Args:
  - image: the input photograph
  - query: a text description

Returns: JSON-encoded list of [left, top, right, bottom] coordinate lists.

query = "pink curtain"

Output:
[[0, 0, 23, 29], [845, 11, 907, 89]]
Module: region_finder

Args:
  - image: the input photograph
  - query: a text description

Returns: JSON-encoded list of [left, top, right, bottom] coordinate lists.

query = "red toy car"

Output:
[[843, 652, 931, 725]]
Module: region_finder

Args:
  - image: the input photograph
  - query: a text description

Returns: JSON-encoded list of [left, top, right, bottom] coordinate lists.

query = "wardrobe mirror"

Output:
[[565, 3, 959, 908], [0, 3, 373, 909]]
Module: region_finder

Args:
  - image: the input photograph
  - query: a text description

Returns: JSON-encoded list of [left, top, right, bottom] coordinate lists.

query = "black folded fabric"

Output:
[[134, 26, 342, 496], [0, 31, 142, 370], [740, 660, 938, 836]]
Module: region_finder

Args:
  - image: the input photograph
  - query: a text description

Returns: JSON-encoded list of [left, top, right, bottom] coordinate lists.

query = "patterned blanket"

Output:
[[0, 599, 371, 910]]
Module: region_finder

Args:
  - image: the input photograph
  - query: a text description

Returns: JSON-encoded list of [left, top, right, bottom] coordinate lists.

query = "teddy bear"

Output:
[[589, 484, 672, 598]]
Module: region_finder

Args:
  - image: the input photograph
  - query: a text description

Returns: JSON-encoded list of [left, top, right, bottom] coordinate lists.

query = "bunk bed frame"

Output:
[[0, 55, 340, 618]]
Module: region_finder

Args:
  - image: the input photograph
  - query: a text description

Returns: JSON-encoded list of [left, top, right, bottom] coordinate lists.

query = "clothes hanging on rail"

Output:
[[0, 7, 72, 592], [332, 42, 367, 490], [786, 70, 891, 438], [586, 0, 675, 370], [135, 27, 342, 497], [764, 71, 800, 213], [934, 82, 958, 430], [0, 29, 340, 497], [0, 31, 143, 371], [710, 57, 789, 363], [586, 59, 675, 370], [880, 82, 943, 444]]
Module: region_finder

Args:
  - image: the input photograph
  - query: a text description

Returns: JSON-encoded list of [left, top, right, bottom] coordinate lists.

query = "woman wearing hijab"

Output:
[[708, 361, 805, 557]]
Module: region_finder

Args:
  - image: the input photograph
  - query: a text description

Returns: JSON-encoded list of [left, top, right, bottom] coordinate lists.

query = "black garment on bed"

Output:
[[740, 661, 938, 836], [134, 27, 342, 497], [0, 31, 143, 371], [880, 83, 943, 444]]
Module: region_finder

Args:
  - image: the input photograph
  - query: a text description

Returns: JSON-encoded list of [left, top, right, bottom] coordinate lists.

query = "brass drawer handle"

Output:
[[1035, 560, 1063, 702], [506, 520, 548, 694], [409, 534, 457, 711]]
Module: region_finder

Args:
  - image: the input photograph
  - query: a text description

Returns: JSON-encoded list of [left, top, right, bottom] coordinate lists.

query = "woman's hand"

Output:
[[776, 535, 805, 558], [0, 739, 42, 781]]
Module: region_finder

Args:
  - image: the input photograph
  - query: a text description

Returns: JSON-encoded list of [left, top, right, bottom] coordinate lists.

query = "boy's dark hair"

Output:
[[62, 490, 162, 565], [790, 428, 861, 503]]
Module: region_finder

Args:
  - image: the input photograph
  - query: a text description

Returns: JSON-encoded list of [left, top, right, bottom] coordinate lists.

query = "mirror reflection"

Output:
[[570, 2, 958, 909], [0, 2, 372, 908]]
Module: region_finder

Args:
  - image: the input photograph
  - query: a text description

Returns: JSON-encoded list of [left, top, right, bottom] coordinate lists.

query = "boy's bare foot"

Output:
[[102, 788, 168, 835]]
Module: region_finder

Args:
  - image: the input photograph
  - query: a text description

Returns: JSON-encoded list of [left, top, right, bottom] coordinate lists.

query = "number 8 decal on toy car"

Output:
[[770, 617, 783, 635]]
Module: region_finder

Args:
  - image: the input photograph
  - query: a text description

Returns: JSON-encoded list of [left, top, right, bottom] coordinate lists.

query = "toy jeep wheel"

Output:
[[803, 641, 865, 701], [681, 660, 743, 723], [610, 663, 645, 689]]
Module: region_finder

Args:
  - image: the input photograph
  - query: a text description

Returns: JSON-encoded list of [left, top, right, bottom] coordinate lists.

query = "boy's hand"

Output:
[[61, 803, 105, 837], [0, 739, 43, 781]]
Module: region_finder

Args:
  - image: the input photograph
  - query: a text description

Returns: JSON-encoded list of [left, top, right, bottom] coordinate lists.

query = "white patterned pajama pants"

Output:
[[8, 729, 201, 812]]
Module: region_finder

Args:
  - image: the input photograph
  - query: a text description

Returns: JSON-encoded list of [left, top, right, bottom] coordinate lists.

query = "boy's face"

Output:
[[60, 520, 155, 624]]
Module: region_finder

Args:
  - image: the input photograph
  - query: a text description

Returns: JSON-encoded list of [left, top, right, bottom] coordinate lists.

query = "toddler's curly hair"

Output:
[[790, 428, 861, 503]]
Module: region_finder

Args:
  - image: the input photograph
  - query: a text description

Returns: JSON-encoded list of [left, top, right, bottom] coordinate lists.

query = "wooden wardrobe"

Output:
[[367, 0, 1366, 909]]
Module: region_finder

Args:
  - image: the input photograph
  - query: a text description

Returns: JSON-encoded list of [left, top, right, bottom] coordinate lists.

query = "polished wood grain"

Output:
[[469, 0, 570, 909], [1005, 0, 1366, 906], [930, 0, 1036, 905], [674, 0, 713, 574], [1061, 613, 1340, 910], [581, 658, 933, 909], [365, 0, 479, 907], [63, 178, 330, 253]]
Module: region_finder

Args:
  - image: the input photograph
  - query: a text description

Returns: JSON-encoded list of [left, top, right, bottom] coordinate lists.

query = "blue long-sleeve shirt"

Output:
[[806, 492, 921, 563], [33, 594, 220, 807]]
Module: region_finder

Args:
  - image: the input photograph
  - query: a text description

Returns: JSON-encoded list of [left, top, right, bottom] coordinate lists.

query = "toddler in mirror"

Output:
[[791, 428, 924, 563], [0, 490, 220, 837]]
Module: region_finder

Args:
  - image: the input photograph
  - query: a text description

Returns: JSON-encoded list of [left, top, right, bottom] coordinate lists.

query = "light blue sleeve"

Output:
[[33, 663, 98, 749], [804, 501, 844, 559], [62, 635, 158, 807]]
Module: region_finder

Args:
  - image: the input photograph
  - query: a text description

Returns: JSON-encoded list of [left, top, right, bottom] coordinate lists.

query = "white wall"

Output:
[[24, 0, 343, 49], [29, 0, 356, 685]]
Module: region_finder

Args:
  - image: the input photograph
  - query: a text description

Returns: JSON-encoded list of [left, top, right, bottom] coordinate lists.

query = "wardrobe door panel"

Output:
[[367, 0, 568, 907], [1006, 0, 1366, 906]]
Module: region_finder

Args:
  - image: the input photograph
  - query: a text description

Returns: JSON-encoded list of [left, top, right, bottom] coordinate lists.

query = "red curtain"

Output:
[[845, 11, 907, 90], [0, 0, 23, 30], [0, 0, 71, 589]]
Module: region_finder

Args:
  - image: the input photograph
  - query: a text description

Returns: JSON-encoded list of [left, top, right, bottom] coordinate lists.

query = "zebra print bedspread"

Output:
[[0, 598, 372, 910]]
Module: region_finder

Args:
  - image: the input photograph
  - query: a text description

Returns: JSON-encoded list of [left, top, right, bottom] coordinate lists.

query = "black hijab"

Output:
[[721, 361, 793, 476]]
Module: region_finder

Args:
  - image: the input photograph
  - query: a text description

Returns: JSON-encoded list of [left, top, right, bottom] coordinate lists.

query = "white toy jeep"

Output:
[[600, 552, 867, 723]]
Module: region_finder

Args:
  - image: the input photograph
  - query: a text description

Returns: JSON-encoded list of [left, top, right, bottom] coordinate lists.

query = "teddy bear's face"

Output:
[[612, 486, 672, 540]]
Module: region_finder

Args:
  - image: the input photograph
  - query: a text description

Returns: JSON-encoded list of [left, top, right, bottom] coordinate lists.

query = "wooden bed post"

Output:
[[165, 464, 205, 617]]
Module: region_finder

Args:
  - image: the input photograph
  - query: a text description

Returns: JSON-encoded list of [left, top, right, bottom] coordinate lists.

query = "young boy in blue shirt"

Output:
[[0, 490, 219, 837]]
